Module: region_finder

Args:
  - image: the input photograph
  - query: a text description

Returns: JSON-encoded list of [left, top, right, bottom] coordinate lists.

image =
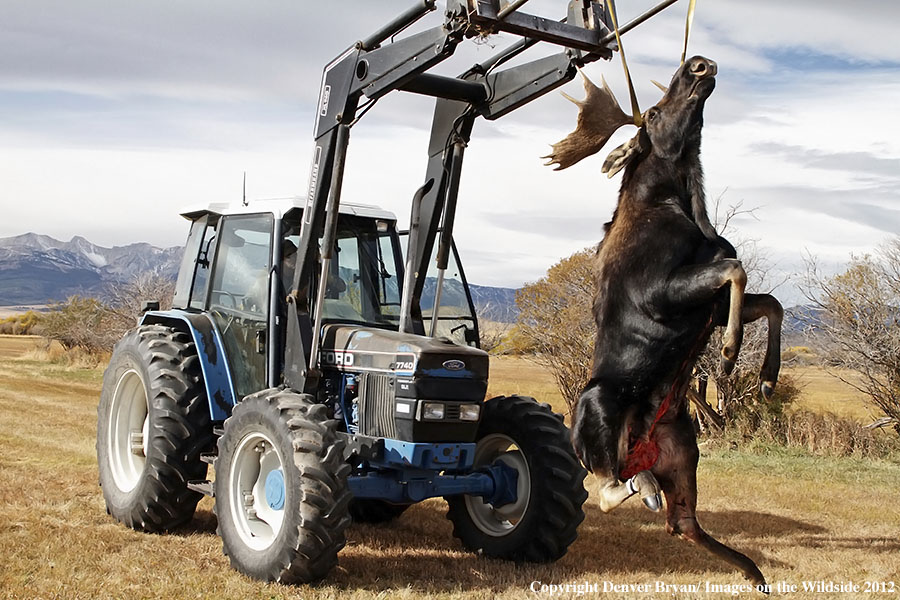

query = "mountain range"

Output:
[[0, 233, 520, 321], [0, 233, 822, 336], [0, 233, 184, 306]]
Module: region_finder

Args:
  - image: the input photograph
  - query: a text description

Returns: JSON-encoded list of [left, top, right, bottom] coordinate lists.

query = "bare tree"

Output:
[[802, 241, 900, 434], [42, 273, 176, 353], [41, 296, 118, 352], [103, 272, 176, 336], [476, 303, 513, 354]]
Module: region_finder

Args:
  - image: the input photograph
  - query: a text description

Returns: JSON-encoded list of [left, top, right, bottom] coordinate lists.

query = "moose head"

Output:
[[545, 56, 719, 239]]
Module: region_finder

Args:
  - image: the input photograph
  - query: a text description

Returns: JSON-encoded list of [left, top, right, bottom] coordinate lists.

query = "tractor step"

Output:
[[187, 479, 215, 497], [213, 426, 225, 437], [200, 452, 217, 465]]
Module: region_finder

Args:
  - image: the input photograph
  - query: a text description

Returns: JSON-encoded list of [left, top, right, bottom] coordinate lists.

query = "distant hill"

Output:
[[0, 233, 182, 305], [0, 234, 521, 321], [418, 278, 519, 323]]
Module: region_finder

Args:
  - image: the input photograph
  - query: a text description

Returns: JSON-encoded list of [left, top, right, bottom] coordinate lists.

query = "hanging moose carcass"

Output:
[[545, 56, 784, 587]]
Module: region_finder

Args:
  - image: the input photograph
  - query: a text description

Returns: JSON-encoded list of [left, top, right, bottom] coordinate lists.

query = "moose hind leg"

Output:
[[652, 414, 766, 588], [574, 383, 661, 512]]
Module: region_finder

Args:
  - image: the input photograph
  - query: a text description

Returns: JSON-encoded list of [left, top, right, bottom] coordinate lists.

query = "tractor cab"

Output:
[[168, 198, 483, 417]]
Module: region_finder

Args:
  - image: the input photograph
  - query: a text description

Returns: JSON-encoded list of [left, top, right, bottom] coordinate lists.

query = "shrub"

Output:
[[0, 311, 43, 335], [715, 408, 900, 459], [40, 296, 117, 352], [40, 273, 176, 355]]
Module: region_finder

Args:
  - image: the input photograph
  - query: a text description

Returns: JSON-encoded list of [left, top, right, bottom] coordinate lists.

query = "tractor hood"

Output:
[[319, 324, 489, 380], [319, 324, 489, 402]]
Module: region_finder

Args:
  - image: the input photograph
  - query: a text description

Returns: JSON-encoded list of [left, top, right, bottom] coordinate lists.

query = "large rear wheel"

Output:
[[97, 325, 213, 531], [446, 395, 587, 562], [214, 389, 351, 583]]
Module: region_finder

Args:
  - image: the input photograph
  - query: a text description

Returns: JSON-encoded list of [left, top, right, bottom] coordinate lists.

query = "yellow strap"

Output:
[[606, 0, 642, 127], [681, 0, 697, 65]]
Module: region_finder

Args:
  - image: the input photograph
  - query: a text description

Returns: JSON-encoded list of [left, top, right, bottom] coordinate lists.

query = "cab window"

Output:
[[207, 214, 273, 398]]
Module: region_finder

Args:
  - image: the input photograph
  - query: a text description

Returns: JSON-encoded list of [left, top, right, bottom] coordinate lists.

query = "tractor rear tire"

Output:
[[97, 324, 213, 532], [349, 499, 410, 524], [214, 388, 352, 583], [446, 395, 587, 562]]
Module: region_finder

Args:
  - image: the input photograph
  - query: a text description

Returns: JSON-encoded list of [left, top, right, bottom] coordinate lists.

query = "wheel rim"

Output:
[[228, 430, 286, 551], [107, 369, 149, 493], [464, 433, 531, 537]]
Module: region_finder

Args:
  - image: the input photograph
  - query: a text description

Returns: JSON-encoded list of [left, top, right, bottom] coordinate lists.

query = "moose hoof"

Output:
[[642, 492, 663, 512], [720, 354, 736, 375], [760, 381, 775, 400], [628, 471, 663, 513]]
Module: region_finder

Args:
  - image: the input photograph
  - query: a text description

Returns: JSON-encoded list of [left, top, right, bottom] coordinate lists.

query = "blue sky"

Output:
[[3, 1, 899, 304]]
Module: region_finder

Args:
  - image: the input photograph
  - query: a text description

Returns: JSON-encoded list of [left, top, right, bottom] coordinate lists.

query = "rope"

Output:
[[681, 0, 697, 65], [605, 0, 642, 127]]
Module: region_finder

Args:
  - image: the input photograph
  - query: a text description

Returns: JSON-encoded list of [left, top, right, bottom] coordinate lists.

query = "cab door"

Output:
[[205, 213, 274, 398]]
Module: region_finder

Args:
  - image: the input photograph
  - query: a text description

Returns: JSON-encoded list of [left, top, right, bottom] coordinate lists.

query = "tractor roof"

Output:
[[180, 197, 396, 222]]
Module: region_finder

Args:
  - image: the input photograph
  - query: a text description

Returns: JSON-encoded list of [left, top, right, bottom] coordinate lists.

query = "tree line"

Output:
[[502, 236, 900, 444]]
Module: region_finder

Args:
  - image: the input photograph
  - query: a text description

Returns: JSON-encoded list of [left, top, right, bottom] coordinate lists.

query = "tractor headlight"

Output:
[[459, 403, 481, 421], [422, 402, 445, 420]]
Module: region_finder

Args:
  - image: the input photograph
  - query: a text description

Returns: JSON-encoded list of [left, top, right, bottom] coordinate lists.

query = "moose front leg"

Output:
[[662, 259, 747, 373], [746, 294, 783, 399], [715, 293, 783, 399], [596, 471, 663, 513]]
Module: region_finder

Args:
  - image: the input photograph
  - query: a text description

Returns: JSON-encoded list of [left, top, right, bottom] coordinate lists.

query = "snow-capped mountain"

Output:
[[0, 232, 522, 321], [0, 233, 183, 305]]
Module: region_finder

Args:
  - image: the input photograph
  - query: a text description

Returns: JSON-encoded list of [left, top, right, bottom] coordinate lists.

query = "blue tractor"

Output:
[[95, 0, 659, 583]]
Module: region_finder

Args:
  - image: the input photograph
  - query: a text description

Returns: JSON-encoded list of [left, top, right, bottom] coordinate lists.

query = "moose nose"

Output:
[[690, 58, 717, 78]]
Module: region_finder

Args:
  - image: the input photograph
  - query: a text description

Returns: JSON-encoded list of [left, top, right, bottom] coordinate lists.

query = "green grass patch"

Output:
[[701, 444, 900, 489]]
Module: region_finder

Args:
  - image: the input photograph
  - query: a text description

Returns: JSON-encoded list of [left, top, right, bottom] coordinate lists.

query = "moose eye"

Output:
[[647, 108, 660, 122]]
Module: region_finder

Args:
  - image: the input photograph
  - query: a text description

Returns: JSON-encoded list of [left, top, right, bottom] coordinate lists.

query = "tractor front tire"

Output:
[[214, 389, 352, 583], [97, 324, 213, 532], [446, 395, 588, 562]]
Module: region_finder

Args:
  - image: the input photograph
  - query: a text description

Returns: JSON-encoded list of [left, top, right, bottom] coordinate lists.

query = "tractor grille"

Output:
[[357, 373, 396, 438]]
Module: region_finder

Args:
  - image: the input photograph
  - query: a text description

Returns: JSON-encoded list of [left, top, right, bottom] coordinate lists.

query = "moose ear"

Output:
[[601, 132, 644, 178], [543, 71, 632, 170]]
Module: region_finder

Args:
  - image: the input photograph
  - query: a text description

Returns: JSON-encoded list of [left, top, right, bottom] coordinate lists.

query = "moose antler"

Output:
[[543, 71, 632, 170]]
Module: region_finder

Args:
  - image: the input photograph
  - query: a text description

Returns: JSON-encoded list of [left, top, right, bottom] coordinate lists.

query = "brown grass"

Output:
[[783, 366, 874, 422], [1, 339, 899, 599], [487, 356, 569, 416], [0, 335, 42, 360]]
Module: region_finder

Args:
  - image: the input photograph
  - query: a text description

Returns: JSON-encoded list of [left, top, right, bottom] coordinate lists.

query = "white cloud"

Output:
[[2, 0, 899, 298]]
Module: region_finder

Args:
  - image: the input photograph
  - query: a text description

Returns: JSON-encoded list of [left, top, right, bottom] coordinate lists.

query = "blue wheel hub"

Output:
[[265, 469, 285, 511]]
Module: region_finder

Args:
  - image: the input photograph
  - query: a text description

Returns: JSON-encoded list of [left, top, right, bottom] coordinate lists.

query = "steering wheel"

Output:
[[213, 290, 239, 309]]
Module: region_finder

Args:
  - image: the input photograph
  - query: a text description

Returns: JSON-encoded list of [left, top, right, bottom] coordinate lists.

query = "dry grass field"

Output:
[[487, 357, 878, 424], [1, 336, 899, 599]]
